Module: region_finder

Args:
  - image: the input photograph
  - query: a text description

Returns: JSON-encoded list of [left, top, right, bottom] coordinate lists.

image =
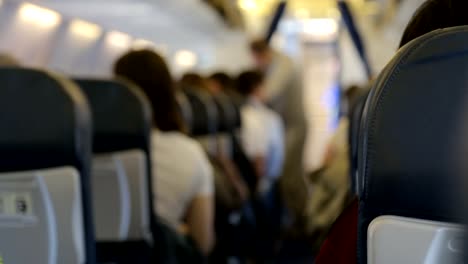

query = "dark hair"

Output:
[[250, 39, 270, 54], [209, 72, 234, 90], [236, 70, 264, 96], [345, 85, 361, 104], [114, 49, 185, 132], [400, 0, 468, 47], [179, 72, 208, 91]]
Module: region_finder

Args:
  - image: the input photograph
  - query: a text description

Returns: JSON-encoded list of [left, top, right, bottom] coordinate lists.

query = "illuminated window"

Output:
[[106, 31, 132, 49], [18, 3, 61, 28], [70, 19, 101, 40], [132, 38, 154, 50]]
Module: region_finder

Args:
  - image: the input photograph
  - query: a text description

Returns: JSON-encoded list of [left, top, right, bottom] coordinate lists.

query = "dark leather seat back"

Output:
[[348, 90, 369, 195], [0, 68, 95, 264], [358, 27, 468, 263], [76, 79, 154, 262], [183, 89, 218, 137], [75, 79, 152, 153]]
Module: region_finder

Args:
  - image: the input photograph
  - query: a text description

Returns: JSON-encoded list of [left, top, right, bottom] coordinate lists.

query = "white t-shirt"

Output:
[[151, 130, 214, 229], [241, 97, 285, 190]]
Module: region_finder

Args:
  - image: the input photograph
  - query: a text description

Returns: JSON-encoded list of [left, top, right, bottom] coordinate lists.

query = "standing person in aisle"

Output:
[[236, 70, 285, 196], [250, 39, 309, 235]]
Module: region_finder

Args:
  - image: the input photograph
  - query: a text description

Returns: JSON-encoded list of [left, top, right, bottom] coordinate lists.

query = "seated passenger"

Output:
[[236, 70, 285, 195], [179, 72, 209, 92], [113, 50, 215, 256], [208, 72, 243, 103], [207, 72, 234, 95], [179, 72, 250, 209], [316, 0, 468, 263]]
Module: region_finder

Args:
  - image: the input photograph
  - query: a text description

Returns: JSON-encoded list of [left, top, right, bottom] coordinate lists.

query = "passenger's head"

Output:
[[0, 54, 19, 66], [250, 39, 273, 71], [400, 0, 468, 47], [179, 72, 208, 91], [236, 70, 265, 98], [114, 49, 185, 132], [208, 72, 234, 94]]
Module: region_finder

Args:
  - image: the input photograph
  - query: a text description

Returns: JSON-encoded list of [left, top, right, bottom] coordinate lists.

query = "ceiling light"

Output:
[[106, 31, 132, 48], [303, 18, 339, 40], [18, 3, 61, 28], [132, 39, 154, 50], [238, 0, 257, 11], [175, 50, 197, 68], [69, 19, 101, 40]]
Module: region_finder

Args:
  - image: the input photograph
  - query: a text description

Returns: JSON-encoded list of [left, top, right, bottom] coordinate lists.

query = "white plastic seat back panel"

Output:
[[92, 149, 151, 242], [0, 167, 85, 264], [368, 216, 465, 264]]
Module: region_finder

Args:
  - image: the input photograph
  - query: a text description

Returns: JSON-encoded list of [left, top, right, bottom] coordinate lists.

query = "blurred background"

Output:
[[0, 0, 426, 171]]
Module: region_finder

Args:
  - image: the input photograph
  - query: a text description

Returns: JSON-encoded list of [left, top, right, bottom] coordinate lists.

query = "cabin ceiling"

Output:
[[1, 0, 415, 52], [5, 0, 227, 50]]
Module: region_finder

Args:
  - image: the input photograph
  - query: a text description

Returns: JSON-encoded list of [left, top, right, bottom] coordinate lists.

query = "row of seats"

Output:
[[177, 86, 257, 192], [77, 79, 154, 263], [0, 66, 254, 264], [177, 82, 262, 262], [344, 22, 468, 264], [0, 69, 95, 264], [0, 69, 157, 263]]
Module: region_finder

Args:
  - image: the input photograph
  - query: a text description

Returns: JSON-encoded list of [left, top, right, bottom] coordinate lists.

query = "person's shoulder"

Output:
[[241, 103, 264, 122], [263, 107, 283, 124], [172, 132, 205, 154], [153, 131, 203, 153]]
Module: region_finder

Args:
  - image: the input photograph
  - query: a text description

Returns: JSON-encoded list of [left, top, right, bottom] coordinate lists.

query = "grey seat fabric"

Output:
[[358, 27, 468, 264], [0, 68, 95, 264], [75, 79, 154, 262]]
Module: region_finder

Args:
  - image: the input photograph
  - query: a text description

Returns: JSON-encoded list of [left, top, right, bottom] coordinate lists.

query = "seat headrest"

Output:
[[0, 68, 96, 262], [0, 68, 92, 173], [182, 90, 218, 136], [75, 79, 152, 153], [358, 26, 468, 262], [213, 94, 240, 133]]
